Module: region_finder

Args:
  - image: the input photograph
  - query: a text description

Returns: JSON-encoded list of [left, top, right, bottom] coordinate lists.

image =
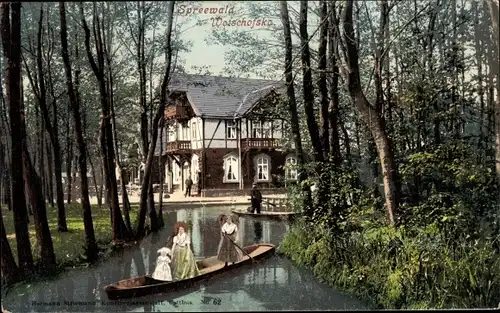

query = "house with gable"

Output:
[[153, 74, 299, 197]]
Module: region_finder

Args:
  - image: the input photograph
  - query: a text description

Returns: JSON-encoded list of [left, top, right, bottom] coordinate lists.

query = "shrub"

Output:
[[279, 217, 500, 309]]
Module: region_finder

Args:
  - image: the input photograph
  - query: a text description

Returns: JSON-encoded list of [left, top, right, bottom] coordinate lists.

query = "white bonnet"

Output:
[[157, 247, 171, 256]]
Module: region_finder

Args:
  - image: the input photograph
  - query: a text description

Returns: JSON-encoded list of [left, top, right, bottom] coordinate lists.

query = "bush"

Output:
[[279, 217, 500, 309]]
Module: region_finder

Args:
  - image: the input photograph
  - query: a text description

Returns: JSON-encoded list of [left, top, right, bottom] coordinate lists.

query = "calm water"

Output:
[[2, 205, 367, 312]]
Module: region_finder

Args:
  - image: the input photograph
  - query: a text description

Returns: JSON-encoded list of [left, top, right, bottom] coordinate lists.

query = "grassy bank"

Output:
[[3, 203, 144, 268], [279, 217, 500, 309]]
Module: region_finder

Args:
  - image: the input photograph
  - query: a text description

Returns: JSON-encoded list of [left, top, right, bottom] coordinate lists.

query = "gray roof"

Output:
[[154, 74, 286, 156], [168, 74, 285, 118]]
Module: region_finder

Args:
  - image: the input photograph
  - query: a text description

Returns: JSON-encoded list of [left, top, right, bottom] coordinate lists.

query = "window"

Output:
[[226, 120, 237, 139], [167, 125, 176, 141], [252, 121, 271, 138], [223, 155, 239, 183], [255, 155, 270, 182], [181, 124, 189, 140], [191, 121, 197, 140], [285, 156, 298, 180]]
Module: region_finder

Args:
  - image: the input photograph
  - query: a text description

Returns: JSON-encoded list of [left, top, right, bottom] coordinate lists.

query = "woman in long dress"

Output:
[[151, 247, 172, 281], [217, 214, 241, 266], [171, 222, 200, 280]]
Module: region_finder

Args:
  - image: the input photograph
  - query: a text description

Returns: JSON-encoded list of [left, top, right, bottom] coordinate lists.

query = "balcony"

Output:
[[166, 140, 192, 154], [241, 138, 280, 150], [164, 105, 190, 121]]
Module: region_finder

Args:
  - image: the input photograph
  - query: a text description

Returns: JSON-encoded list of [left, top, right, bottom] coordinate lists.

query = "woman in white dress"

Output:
[[171, 222, 200, 280], [152, 247, 172, 281]]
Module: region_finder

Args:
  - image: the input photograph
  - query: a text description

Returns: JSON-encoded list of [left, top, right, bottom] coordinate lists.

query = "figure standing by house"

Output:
[[251, 182, 262, 214], [217, 214, 241, 267], [171, 222, 200, 280], [151, 247, 173, 281], [185, 175, 193, 197]]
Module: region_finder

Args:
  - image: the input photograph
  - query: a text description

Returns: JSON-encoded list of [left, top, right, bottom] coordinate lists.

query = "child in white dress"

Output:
[[151, 247, 172, 281]]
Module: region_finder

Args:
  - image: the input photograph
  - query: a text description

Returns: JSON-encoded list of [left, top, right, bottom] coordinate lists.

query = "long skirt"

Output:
[[152, 261, 172, 281], [171, 246, 199, 280], [217, 233, 240, 263]]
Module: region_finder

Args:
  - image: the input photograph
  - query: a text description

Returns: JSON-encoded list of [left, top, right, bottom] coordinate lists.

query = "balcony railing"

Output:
[[241, 138, 280, 149], [164, 105, 189, 120], [166, 140, 191, 153]]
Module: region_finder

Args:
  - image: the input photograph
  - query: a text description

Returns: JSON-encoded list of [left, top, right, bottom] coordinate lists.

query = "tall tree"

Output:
[[279, 1, 312, 218], [20, 76, 57, 272], [327, 2, 342, 165], [1, 2, 35, 272], [340, 0, 399, 224], [59, 1, 98, 261], [136, 1, 175, 238], [318, 0, 330, 160], [279, 1, 306, 172], [80, 3, 130, 241], [102, 12, 133, 234], [299, 1, 324, 162], [484, 0, 500, 187], [23, 5, 68, 232]]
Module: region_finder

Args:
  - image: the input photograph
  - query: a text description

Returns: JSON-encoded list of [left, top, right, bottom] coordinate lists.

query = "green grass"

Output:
[[2, 203, 142, 268]]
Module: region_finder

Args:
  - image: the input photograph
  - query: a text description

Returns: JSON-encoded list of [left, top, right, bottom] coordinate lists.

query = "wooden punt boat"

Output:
[[104, 243, 275, 300], [231, 209, 297, 221]]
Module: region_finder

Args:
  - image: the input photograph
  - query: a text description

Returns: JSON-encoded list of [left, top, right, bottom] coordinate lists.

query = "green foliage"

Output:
[[280, 215, 500, 309], [280, 142, 500, 309], [399, 142, 499, 242]]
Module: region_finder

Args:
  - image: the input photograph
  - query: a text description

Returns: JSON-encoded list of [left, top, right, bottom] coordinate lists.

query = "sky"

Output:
[[173, 1, 281, 78]]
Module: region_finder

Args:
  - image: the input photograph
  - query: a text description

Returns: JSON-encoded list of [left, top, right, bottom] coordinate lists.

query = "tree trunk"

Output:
[[279, 1, 312, 215], [104, 33, 133, 235], [39, 116, 46, 201], [318, 0, 329, 160], [87, 149, 101, 208], [59, 1, 98, 261], [136, 1, 175, 238], [65, 117, 73, 204], [80, 3, 129, 241], [158, 123, 165, 228], [148, 158, 158, 232], [327, 2, 342, 165], [341, 0, 399, 225], [299, 1, 324, 162], [46, 15, 68, 231], [279, 1, 307, 173], [46, 138, 55, 208], [20, 115, 57, 272], [339, 120, 351, 163], [0, 205, 17, 285], [485, 0, 500, 187], [21, 5, 67, 232], [474, 1, 486, 153], [1, 2, 35, 272]]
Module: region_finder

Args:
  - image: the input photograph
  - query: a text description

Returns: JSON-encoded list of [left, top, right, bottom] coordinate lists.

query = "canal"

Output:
[[2, 205, 368, 312]]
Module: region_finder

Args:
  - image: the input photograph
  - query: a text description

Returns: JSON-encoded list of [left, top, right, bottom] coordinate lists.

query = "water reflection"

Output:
[[2, 205, 367, 312], [253, 221, 263, 243], [132, 257, 366, 312]]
